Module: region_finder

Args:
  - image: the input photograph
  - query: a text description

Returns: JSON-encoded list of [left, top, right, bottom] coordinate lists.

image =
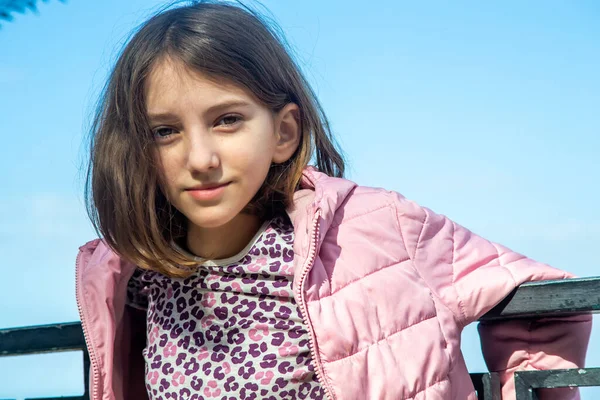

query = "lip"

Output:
[[185, 182, 230, 201]]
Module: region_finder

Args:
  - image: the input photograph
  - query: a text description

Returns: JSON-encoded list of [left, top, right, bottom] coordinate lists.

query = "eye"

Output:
[[215, 114, 242, 128], [152, 126, 178, 140]]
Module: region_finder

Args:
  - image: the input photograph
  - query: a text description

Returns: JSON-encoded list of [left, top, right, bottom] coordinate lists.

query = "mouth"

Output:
[[185, 182, 231, 201], [186, 182, 231, 191]]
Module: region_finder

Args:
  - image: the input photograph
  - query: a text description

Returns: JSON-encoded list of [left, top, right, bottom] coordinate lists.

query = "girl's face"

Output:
[[146, 58, 299, 232]]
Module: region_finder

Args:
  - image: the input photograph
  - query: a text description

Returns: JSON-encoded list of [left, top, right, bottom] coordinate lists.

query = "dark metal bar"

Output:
[[24, 397, 84, 400], [472, 277, 600, 399], [471, 372, 501, 400], [515, 373, 538, 400], [0, 322, 88, 400], [518, 367, 600, 388], [514, 368, 600, 400], [83, 349, 90, 399], [480, 277, 600, 321], [0, 322, 85, 356]]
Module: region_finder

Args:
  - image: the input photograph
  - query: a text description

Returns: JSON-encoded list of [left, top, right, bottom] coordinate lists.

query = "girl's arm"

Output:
[[391, 192, 592, 400]]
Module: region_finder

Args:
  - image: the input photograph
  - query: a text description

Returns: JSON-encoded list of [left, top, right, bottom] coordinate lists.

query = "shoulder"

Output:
[[306, 170, 440, 243], [307, 168, 422, 219], [329, 183, 437, 254], [334, 183, 424, 222], [328, 184, 398, 229], [77, 238, 112, 270], [77, 238, 136, 277]]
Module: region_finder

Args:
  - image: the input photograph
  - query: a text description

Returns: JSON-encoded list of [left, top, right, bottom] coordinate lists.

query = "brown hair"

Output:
[[85, 0, 344, 277]]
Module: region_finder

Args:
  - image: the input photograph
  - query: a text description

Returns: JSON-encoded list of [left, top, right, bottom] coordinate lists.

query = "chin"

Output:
[[187, 217, 232, 230], [185, 209, 240, 230]]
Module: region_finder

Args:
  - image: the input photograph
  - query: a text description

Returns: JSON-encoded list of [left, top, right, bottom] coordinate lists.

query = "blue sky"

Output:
[[0, 0, 598, 398]]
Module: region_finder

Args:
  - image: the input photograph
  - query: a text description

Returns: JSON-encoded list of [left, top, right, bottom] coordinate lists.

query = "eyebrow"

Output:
[[147, 100, 253, 123]]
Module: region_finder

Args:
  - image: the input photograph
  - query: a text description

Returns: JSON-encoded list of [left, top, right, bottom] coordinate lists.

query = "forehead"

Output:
[[145, 57, 253, 112]]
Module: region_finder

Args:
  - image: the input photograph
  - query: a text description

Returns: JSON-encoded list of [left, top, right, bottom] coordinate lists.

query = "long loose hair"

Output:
[[85, 1, 344, 277]]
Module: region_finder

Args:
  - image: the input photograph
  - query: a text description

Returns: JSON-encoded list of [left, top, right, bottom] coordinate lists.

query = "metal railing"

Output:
[[0, 322, 89, 400], [474, 277, 600, 399], [1, 277, 599, 400]]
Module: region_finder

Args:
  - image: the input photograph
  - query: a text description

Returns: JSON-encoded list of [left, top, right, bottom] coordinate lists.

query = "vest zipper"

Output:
[[75, 251, 100, 400], [295, 209, 336, 400]]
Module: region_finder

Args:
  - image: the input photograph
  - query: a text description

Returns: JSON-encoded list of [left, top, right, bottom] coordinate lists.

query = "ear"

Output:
[[272, 103, 301, 164]]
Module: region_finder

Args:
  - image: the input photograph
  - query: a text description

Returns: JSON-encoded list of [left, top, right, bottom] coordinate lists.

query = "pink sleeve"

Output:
[[479, 316, 591, 400], [392, 192, 592, 399]]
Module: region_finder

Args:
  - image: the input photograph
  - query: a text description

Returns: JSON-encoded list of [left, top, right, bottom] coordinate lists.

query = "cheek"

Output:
[[231, 129, 277, 170], [155, 151, 182, 192], [235, 149, 273, 183]]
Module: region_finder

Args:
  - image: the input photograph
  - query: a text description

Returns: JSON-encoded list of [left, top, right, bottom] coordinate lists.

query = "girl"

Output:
[[77, 1, 591, 399]]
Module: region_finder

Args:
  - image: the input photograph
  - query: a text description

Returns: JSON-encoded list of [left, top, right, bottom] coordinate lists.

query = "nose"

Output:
[[186, 129, 220, 173]]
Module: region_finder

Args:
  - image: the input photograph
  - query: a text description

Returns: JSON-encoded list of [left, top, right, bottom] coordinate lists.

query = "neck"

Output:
[[186, 213, 264, 260]]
